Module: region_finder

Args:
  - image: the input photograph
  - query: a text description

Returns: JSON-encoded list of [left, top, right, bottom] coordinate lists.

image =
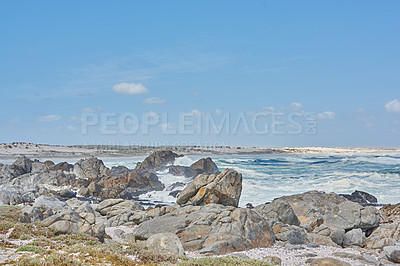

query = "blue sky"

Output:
[[1, 1, 399, 147]]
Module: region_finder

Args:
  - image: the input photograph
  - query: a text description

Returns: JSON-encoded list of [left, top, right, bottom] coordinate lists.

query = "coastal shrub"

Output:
[[0, 220, 14, 234], [51, 233, 99, 247], [0, 238, 17, 248], [17, 252, 82, 266], [9, 222, 54, 239], [0, 205, 22, 222], [16, 245, 44, 253], [178, 256, 273, 266], [19, 234, 32, 240]]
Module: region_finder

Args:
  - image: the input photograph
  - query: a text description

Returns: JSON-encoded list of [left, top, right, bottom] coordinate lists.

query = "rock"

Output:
[[263, 256, 282, 265], [0, 186, 34, 205], [146, 233, 185, 257], [42, 210, 80, 234], [134, 204, 274, 255], [340, 190, 377, 205], [274, 225, 307, 244], [58, 189, 76, 198], [189, 157, 219, 175], [176, 169, 242, 207], [275, 191, 380, 232], [255, 200, 300, 226], [96, 199, 144, 216], [136, 150, 182, 172], [100, 170, 164, 193], [306, 257, 351, 266], [380, 203, 400, 223], [343, 228, 366, 247], [50, 162, 74, 172], [366, 221, 400, 249], [332, 251, 364, 260], [313, 224, 345, 246], [13, 156, 33, 174], [306, 233, 341, 247], [33, 195, 68, 212], [168, 165, 198, 178], [74, 157, 111, 179], [383, 246, 400, 263], [31, 162, 47, 173]]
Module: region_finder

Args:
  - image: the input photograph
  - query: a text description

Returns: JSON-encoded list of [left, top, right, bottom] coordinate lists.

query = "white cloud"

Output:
[[385, 99, 400, 115], [67, 125, 77, 131], [354, 108, 375, 127], [142, 97, 166, 104], [289, 102, 303, 110], [191, 92, 199, 97], [79, 107, 95, 113], [215, 109, 223, 116], [317, 111, 335, 120], [112, 82, 149, 95], [38, 115, 62, 123]]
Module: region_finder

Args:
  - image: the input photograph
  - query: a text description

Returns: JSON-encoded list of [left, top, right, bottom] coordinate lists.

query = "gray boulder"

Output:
[[255, 200, 300, 226], [146, 233, 185, 257], [74, 157, 111, 179], [134, 203, 274, 255], [313, 224, 345, 246], [342, 228, 366, 247], [366, 221, 400, 249], [275, 225, 307, 244], [176, 169, 242, 207], [275, 191, 380, 232], [339, 190, 377, 205], [189, 157, 219, 175]]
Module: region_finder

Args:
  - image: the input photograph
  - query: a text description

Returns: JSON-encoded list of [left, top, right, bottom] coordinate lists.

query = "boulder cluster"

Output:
[[1, 151, 400, 263]]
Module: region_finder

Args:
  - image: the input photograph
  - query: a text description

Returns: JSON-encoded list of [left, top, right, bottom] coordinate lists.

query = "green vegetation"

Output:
[[16, 245, 44, 253]]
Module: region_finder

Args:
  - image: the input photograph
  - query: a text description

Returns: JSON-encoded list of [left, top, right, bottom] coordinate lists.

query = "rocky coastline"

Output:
[[1, 150, 399, 265]]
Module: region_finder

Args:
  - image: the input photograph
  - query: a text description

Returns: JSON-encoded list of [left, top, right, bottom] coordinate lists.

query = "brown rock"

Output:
[[307, 258, 351, 266]]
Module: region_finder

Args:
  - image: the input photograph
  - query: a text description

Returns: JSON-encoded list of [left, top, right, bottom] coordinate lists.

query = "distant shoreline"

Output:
[[1, 142, 399, 163]]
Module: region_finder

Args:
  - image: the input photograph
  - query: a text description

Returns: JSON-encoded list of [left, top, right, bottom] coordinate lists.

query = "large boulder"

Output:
[[274, 191, 380, 232], [13, 156, 33, 174], [255, 200, 300, 226], [176, 169, 242, 207], [146, 233, 185, 257], [135, 150, 182, 172], [134, 204, 274, 255], [0, 157, 33, 182], [383, 246, 400, 263], [74, 157, 111, 179], [189, 157, 219, 175], [366, 220, 400, 249], [342, 228, 366, 247]]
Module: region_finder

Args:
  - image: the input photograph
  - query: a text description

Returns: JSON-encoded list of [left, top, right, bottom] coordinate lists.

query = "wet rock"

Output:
[[176, 169, 242, 207], [189, 157, 219, 175], [135, 150, 182, 172], [340, 190, 377, 205]]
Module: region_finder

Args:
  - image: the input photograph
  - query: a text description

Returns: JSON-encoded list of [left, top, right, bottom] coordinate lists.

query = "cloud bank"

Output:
[[112, 82, 149, 95]]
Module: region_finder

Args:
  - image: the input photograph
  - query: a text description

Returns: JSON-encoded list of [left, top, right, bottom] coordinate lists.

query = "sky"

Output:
[[0, 1, 399, 147]]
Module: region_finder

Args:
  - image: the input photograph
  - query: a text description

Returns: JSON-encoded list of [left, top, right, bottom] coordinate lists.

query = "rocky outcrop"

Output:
[[380, 203, 400, 223], [74, 157, 111, 179], [176, 169, 242, 207], [340, 190, 377, 205], [366, 220, 400, 250], [383, 246, 400, 263], [134, 203, 274, 255], [20, 196, 105, 241], [168, 157, 219, 178], [135, 150, 182, 172], [274, 191, 380, 232]]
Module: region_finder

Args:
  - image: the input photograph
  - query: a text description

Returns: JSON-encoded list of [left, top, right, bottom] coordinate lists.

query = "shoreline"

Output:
[[1, 143, 400, 163]]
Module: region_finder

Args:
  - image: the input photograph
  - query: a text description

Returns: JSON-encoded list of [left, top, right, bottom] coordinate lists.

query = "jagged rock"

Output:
[[366, 221, 400, 249], [74, 157, 111, 179], [50, 162, 74, 172], [189, 157, 219, 175], [96, 199, 144, 216], [274, 191, 380, 232], [13, 156, 32, 174], [101, 171, 164, 192], [383, 246, 400, 263], [31, 162, 47, 173], [340, 190, 377, 205], [176, 169, 242, 207], [263, 256, 282, 265], [110, 165, 131, 176], [135, 150, 182, 172], [342, 228, 366, 247], [380, 203, 400, 223], [306, 233, 341, 247], [0, 186, 35, 205], [146, 233, 185, 257], [255, 200, 300, 226], [134, 203, 274, 255]]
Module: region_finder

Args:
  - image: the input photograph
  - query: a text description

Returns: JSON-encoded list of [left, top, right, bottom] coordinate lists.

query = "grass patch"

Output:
[[0, 238, 17, 248], [0, 220, 14, 234], [17, 252, 83, 266], [178, 256, 273, 266], [19, 235, 32, 240], [0, 205, 22, 222], [16, 245, 44, 253], [9, 222, 54, 239]]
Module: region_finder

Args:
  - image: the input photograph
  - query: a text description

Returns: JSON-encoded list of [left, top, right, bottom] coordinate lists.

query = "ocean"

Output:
[[104, 153, 400, 207]]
